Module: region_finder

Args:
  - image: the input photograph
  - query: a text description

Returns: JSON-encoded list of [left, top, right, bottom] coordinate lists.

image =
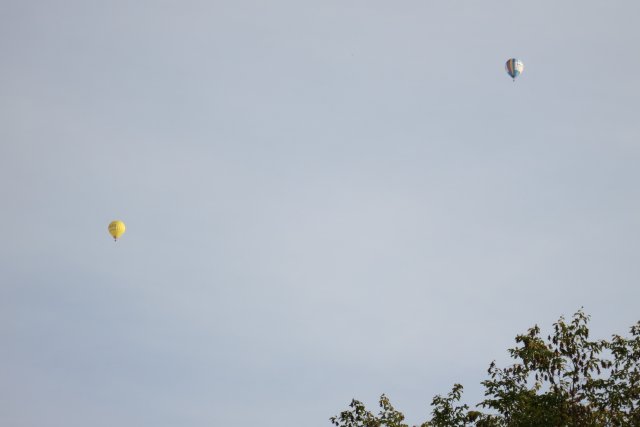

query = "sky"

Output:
[[1, 1, 640, 425]]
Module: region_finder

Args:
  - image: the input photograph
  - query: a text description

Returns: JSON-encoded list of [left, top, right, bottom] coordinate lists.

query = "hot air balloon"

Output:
[[108, 220, 126, 241], [505, 58, 524, 81]]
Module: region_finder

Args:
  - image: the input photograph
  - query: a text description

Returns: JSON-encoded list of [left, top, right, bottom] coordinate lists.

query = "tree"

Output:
[[331, 310, 640, 426]]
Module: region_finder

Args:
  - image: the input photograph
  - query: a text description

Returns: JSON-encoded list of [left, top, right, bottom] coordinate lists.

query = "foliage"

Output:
[[331, 310, 640, 426]]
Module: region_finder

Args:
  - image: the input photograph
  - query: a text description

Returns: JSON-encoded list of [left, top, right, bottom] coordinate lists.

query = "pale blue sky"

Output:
[[2, 1, 640, 425]]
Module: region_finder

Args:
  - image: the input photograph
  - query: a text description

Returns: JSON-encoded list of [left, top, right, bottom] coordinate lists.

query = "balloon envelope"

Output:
[[108, 220, 126, 241], [505, 58, 524, 80]]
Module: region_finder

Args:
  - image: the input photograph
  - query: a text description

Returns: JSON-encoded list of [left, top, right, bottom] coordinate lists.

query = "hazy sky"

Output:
[[2, 1, 640, 425]]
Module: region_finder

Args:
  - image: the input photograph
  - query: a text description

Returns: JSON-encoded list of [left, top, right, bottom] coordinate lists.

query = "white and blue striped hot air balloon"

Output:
[[505, 58, 524, 81]]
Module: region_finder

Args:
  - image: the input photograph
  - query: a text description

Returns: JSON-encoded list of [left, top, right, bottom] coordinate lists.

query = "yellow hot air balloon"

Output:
[[108, 220, 126, 241]]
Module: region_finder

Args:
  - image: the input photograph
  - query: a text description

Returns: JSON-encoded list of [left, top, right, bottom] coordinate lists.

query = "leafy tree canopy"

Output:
[[331, 310, 640, 426]]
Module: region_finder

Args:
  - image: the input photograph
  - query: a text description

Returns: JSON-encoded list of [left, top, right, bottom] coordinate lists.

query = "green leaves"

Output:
[[331, 310, 640, 426], [330, 395, 409, 427], [427, 384, 470, 427]]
